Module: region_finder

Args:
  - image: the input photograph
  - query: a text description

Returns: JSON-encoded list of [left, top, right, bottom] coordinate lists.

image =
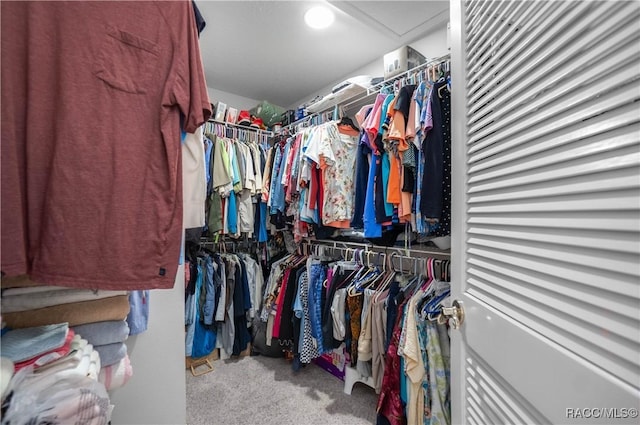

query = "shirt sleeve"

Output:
[[303, 126, 323, 165], [319, 123, 339, 168], [170, 2, 212, 133]]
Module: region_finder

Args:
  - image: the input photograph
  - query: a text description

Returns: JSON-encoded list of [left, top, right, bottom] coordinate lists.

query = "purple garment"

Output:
[[325, 267, 334, 298]]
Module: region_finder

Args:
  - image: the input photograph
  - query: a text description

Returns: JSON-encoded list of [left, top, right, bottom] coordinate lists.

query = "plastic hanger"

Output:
[[362, 254, 386, 290], [375, 267, 396, 298]]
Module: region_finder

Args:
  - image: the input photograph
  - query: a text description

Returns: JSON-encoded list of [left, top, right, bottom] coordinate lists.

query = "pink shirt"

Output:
[[364, 94, 388, 142]]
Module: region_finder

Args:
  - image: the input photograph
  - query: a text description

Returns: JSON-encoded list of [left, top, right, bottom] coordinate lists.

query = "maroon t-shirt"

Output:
[[1, 1, 212, 289]]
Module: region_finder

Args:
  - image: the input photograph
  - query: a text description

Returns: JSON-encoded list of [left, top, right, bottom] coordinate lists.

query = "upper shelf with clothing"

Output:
[[285, 54, 451, 133]]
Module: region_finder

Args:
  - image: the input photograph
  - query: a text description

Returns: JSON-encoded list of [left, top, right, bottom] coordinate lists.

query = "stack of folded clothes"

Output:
[[1, 323, 112, 424], [72, 320, 133, 391], [1, 284, 129, 329], [1, 282, 134, 393]]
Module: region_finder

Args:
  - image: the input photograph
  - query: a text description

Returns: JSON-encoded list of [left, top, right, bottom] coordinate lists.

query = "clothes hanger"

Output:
[[346, 252, 377, 295], [374, 261, 395, 297], [352, 266, 380, 294], [335, 266, 362, 292], [401, 274, 422, 296], [418, 258, 449, 317], [423, 289, 451, 320], [375, 251, 398, 299], [417, 257, 434, 291], [369, 252, 390, 288], [363, 259, 386, 290]]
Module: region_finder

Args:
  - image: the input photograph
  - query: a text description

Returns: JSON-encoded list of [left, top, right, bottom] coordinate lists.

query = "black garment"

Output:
[[344, 298, 352, 357], [232, 257, 252, 355], [321, 267, 356, 350], [191, 1, 206, 36], [269, 211, 287, 230], [239, 257, 252, 312], [385, 280, 401, 351], [366, 225, 405, 247], [184, 227, 202, 244], [402, 164, 415, 193], [376, 413, 392, 425], [186, 258, 198, 299], [420, 80, 445, 222], [277, 263, 304, 343], [313, 224, 334, 240], [434, 83, 452, 237], [351, 140, 371, 229], [394, 84, 417, 121], [254, 199, 263, 237]]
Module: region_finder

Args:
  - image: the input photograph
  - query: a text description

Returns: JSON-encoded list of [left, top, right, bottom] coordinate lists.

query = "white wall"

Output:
[[287, 22, 450, 110], [207, 87, 261, 111], [109, 267, 186, 425]]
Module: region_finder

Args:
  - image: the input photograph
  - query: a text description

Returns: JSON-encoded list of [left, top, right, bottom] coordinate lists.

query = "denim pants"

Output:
[[308, 263, 326, 355]]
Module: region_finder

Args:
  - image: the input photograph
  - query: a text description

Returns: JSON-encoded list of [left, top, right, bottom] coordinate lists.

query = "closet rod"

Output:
[[207, 119, 275, 137], [303, 239, 450, 277], [366, 53, 450, 94], [304, 239, 450, 260], [197, 237, 258, 252], [282, 110, 334, 134], [339, 53, 452, 111]]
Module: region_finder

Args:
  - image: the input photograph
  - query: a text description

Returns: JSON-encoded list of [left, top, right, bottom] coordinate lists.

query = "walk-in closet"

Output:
[[1, 1, 638, 425]]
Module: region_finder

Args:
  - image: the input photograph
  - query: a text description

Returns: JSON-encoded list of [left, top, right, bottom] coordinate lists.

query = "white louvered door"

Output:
[[449, 1, 640, 424]]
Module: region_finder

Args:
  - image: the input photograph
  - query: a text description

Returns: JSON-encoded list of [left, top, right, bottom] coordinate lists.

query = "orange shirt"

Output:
[[387, 152, 402, 205]]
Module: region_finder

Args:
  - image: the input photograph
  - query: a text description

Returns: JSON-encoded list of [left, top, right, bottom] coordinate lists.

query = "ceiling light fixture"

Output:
[[304, 6, 335, 29]]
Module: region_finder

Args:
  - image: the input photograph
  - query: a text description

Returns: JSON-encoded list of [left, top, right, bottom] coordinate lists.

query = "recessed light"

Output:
[[304, 6, 334, 29]]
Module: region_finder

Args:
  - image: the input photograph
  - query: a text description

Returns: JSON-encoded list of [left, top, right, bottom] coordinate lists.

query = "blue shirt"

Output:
[[364, 153, 383, 238], [268, 143, 285, 214], [227, 191, 238, 234], [127, 290, 150, 335]]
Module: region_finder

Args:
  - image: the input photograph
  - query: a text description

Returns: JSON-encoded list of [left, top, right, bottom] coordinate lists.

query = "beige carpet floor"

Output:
[[186, 354, 378, 425]]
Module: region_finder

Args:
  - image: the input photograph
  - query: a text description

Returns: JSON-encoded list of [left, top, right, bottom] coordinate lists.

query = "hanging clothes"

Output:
[[257, 63, 451, 248], [199, 126, 272, 241], [184, 244, 264, 359]]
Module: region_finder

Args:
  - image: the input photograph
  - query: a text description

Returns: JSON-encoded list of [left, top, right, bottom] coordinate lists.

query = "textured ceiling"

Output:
[[196, 0, 449, 108]]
